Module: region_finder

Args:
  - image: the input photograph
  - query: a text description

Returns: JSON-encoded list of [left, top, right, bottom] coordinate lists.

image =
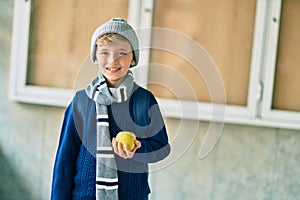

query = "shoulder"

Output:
[[132, 83, 155, 100], [74, 89, 89, 102], [70, 89, 94, 123], [72, 89, 92, 110], [132, 84, 159, 108]]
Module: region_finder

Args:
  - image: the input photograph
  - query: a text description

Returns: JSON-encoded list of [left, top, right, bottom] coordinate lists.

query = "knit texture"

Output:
[[90, 18, 139, 67], [85, 71, 134, 200], [51, 85, 171, 200]]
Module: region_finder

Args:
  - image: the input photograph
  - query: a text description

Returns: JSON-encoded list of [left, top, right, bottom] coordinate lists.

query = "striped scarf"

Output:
[[85, 71, 134, 200]]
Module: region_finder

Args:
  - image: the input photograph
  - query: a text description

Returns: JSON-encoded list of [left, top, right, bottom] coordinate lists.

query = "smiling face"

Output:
[[94, 34, 136, 88]]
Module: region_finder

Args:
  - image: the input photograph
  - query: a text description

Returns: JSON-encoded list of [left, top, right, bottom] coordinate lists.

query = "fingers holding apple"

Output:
[[133, 139, 141, 151], [116, 131, 136, 150], [112, 131, 141, 159]]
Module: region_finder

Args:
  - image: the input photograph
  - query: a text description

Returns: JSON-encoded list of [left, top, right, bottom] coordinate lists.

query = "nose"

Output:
[[108, 52, 118, 64]]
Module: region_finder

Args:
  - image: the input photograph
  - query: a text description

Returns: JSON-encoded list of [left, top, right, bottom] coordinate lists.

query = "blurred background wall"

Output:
[[1, 0, 300, 199]]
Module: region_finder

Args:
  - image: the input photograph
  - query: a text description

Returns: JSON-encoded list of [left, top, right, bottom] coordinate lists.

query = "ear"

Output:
[[94, 59, 98, 65], [131, 59, 136, 66]]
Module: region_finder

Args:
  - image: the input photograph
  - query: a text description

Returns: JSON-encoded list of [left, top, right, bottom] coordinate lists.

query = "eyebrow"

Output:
[[99, 48, 131, 52]]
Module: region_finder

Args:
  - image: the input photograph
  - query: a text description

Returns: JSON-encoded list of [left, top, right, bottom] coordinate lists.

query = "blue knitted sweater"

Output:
[[51, 84, 170, 200]]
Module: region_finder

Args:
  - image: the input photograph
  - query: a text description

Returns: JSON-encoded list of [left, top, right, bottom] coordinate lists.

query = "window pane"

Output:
[[148, 0, 256, 105], [27, 0, 129, 89], [272, 0, 300, 112]]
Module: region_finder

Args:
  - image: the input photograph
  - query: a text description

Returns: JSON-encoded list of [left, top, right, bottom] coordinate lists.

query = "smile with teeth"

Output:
[[106, 67, 121, 72]]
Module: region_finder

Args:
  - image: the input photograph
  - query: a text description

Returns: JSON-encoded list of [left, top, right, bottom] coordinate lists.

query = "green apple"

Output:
[[115, 131, 136, 151]]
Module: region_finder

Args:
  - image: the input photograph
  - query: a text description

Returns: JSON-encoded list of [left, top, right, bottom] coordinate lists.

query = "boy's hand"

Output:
[[112, 138, 141, 159]]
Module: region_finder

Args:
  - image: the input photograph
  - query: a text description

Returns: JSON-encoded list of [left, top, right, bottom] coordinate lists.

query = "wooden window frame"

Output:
[[9, 0, 300, 130]]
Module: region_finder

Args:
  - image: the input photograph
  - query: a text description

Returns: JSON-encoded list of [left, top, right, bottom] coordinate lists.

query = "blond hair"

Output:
[[96, 33, 129, 46]]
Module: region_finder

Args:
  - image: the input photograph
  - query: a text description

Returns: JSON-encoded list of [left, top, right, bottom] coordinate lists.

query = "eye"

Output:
[[117, 51, 127, 56], [99, 51, 109, 56]]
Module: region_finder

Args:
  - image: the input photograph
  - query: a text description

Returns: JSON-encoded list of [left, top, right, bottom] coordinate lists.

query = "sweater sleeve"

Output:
[[51, 100, 81, 200], [133, 91, 171, 164]]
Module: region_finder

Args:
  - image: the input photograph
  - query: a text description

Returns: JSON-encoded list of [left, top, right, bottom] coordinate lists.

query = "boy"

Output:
[[51, 18, 170, 200]]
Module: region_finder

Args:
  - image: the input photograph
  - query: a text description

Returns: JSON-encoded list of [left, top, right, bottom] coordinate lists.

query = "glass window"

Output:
[[27, 0, 129, 89], [272, 0, 300, 112], [148, 0, 257, 105]]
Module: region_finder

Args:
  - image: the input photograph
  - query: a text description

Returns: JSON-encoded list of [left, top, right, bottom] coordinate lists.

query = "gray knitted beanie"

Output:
[[90, 18, 139, 67]]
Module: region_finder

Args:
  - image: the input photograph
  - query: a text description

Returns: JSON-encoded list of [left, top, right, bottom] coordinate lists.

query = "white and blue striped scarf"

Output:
[[85, 71, 134, 200]]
